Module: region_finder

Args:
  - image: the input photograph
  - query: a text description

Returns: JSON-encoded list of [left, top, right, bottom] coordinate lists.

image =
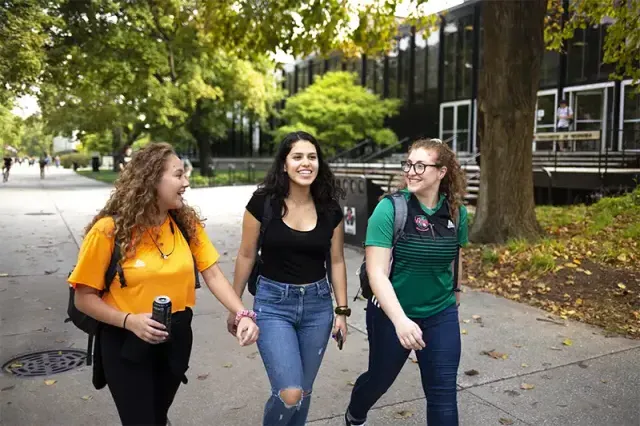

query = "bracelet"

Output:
[[122, 313, 131, 329], [234, 309, 257, 327]]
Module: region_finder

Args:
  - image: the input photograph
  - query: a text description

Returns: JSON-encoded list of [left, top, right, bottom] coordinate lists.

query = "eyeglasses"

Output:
[[400, 161, 440, 175]]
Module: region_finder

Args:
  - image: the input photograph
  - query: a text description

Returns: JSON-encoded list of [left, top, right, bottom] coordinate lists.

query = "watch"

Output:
[[334, 306, 351, 317]]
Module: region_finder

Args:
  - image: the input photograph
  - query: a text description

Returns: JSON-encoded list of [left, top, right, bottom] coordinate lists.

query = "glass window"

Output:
[[539, 51, 559, 88], [442, 15, 473, 101], [297, 64, 308, 90], [534, 93, 557, 151], [388, 51, 399, 98], [443, 21, 458, 101], [399, 36, 411, 101], [414, 31, 427, 104], [459, 16, 473, 99], [622, 84, 640, 151], [567, 24, 614, 84], [311, 59, 324, 84], [440, 101, 472, 152], [426, 28, 440, 106]]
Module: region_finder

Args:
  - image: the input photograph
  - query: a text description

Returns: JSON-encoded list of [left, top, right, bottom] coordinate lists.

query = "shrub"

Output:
[[60, 153, 91, 169]]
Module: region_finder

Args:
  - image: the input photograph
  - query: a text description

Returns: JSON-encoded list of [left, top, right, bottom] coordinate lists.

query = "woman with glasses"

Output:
[[344, 138, 469, 426]]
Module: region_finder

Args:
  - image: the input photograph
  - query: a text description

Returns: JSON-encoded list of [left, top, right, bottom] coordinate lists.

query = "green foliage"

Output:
[[481, 248, 500, 265], [0, 101, 23, 154], [506, 238, 530, 254], [60, 153, 90, 169], [19, 115, 54, 156], [545, 0, 640, 87], [274, 72, 400, 154], [525, 250, 556, 275]]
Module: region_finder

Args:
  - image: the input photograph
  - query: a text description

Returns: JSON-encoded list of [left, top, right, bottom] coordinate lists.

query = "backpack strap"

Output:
[[389, 192, 408, 247], [169, 211, 201, 289], [258, 196, 273, 252], [104, 242, 125, 292]]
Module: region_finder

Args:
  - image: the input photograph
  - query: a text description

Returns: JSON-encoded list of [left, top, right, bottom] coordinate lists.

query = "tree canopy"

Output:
[[274, 72, 400, 155]]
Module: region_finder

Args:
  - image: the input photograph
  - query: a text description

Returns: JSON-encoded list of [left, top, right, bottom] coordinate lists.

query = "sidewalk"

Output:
[[1, 165, 638, 426]]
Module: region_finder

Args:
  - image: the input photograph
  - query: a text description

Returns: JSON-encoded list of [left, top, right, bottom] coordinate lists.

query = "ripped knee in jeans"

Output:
[[277, 388, 303, 409]]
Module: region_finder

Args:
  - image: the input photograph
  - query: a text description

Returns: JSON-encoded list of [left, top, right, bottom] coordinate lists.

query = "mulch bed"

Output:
[[462, 249, 640, 338]]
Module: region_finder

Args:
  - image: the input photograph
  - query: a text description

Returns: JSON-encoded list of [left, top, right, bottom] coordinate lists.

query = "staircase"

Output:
[[330, 158, 480, 205]]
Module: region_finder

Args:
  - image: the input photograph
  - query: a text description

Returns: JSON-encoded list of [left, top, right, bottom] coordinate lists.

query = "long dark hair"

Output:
[[256, 131, 345, 217]]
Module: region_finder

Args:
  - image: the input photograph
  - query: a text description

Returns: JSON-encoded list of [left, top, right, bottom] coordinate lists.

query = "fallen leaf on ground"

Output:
[[481, 349, 508, 360], [347, 381, 355, 386], [81, 395, 92, 401], [499, 418, 515, 425], [617, 283, 627, 290], [565, 263, 578, 268], [246, 352, 259, 359], [550, 347, 562, 351], [197, 373, 209, 380], [222, 362, 233, 368], [584, 270, 592, 276], [10, 363, 23, 368], [461, 329, 468, 335], [393, 410, 414, 419], [562, 338, 573, 346], [514, 344, 523, 348], [44, 268, 59, 275], [520, 383, 535, 390], [44, 380, 56, 386], [1, 386, 15, 392], [462, 319, 471, 324], [521, 363, 529, 368], [464, 369, 479, 376], [472, 314, 481, 321], [578, 361, 588, 369]]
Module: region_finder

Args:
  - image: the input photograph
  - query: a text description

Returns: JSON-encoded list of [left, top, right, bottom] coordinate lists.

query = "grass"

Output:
[[463, 186, 640, 338], [76, 169, 120, 184], [76, 168, 266, 187]]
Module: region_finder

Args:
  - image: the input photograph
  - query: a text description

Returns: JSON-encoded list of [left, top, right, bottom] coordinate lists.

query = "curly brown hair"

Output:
[[397, 138, 467, 220], [84, 142, 203, 258]]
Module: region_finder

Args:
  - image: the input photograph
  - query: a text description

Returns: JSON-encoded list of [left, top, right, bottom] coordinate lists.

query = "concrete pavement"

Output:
[[0, 164, 639, 426]]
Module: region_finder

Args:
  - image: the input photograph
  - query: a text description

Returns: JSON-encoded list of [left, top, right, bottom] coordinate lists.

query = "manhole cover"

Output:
[[24, 212, 55, 216], [3, 350, 87, 377]]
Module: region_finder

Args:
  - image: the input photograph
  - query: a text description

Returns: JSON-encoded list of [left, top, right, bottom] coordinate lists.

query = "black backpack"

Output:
[[246, 196, 334, 296], [354, 193, 460, 301], [65, 211, 200, 365]]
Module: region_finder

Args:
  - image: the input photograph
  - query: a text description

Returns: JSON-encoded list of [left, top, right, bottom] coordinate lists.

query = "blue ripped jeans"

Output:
[[254, 276, 334, 426]]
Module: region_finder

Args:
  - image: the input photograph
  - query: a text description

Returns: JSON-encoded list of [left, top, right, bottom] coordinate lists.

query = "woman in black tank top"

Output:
[[230, 131, 349, 426]]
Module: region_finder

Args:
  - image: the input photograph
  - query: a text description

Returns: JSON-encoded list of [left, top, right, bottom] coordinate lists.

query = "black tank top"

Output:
[[246, 193, 343, 284]]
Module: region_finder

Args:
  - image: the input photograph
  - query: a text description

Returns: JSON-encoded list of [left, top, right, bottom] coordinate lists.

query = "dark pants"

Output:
[[347, 302, 461, 425], [100, 313, 193, 426]]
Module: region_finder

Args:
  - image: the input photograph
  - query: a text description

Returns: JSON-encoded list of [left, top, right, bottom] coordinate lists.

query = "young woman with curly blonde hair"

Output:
[[68, 142, 259, 425], [345, 138, 469, 426]]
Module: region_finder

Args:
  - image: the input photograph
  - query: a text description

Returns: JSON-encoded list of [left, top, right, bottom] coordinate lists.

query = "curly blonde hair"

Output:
[[397, 138, 467, 219], [85, 142, 203, 258]]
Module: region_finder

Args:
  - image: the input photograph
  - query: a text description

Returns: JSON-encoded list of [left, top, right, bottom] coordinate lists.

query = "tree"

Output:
[[470, 0, 547, 243], [274, 72, 401, 155], [0, 101, 24, 155], [20, 115, 54, 156]]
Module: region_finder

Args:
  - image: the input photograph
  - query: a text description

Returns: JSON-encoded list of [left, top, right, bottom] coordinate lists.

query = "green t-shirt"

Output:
[[365, 190, 469, 318]]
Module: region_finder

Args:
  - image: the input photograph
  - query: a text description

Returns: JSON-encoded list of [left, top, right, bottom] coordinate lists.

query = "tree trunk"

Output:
[[470, 0, 547, 244], [188, 100, 213, 177], [111, 127, 123, 172]]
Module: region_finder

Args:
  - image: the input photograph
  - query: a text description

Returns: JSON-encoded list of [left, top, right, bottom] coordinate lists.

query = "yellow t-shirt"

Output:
[[68, 216, 219, 314]]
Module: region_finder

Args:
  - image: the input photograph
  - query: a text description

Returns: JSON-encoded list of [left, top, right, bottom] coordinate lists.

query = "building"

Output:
[[216, 0, 639, 203]]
